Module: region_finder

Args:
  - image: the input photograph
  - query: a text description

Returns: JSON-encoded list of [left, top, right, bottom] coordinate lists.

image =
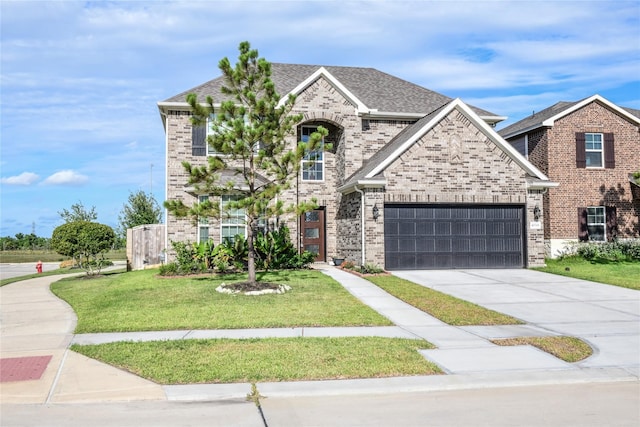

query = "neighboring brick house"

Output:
[[499, 94, 640, 257], [158, 64, 556, 270]]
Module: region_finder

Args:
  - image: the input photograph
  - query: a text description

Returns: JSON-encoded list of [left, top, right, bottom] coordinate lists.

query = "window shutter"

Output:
[[578, 207, 588, 241], [606, 206, 617, 241], [192, 125, 206, 156], [575, 133, 586, 168], [604, 133, 615, 168]]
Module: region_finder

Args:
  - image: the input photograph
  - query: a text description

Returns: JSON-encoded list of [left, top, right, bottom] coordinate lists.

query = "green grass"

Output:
[[492, 336, 593, 363], [71, 337, 441, 384], [51, 269, 393, 333], [534, 258, 640, 290], [366, 275, 522, 326], [0, 268, 78, 287], [0, 249, 126, 264]]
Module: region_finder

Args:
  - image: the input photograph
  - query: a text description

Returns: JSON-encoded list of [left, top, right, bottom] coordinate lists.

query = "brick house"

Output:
[[499, 94, 640, 257], [158, 64, 556, 269]]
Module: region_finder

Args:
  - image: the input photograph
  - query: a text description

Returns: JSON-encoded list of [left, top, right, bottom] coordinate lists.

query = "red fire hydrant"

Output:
[[36, 260, 43, 274]]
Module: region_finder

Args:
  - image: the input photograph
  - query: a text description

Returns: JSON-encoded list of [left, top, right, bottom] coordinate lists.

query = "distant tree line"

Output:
[[1, 192, 162, 252], [0, 233, 50, 251]]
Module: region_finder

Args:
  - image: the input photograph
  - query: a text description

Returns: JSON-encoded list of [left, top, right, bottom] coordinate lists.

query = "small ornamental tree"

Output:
[[50, 221, 116, 275], [164, 41, 327, 286]]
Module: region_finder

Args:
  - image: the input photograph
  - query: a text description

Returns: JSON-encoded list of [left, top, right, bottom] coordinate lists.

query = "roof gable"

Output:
[[339, 99, 553, 192], [499, 94, 640, 139]]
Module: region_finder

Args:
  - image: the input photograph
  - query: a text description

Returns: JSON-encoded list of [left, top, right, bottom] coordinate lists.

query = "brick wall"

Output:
[[164, 76, 413, 261], [528, 102, 640, 242]]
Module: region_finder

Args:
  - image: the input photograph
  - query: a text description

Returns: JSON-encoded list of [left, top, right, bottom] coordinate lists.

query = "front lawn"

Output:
[[51, 269, 392, 333], [72, 337, 441, 384], [534, 258, 640, 290]]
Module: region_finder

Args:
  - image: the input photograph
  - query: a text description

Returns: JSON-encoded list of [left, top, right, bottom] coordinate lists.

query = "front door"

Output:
[[301, 209, 325, 262]]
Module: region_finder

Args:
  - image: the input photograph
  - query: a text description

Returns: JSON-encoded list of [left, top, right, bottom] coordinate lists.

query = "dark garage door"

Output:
[[384, 205, 524, 270]]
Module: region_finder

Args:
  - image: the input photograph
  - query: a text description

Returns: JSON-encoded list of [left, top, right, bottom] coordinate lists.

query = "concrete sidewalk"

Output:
[[1, 266, 638, 404]]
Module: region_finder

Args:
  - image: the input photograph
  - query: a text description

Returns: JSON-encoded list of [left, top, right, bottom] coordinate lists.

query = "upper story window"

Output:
[[206, 114, 229, 156], [584, 133, 603, 168], [206, 114, 263, 156], [576, 132, 614, 169], [301, 126, 324, 181]]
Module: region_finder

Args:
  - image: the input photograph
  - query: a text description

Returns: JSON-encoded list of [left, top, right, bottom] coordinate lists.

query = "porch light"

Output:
[[372, 204, 379, 220], [533, 205, 541, 221]]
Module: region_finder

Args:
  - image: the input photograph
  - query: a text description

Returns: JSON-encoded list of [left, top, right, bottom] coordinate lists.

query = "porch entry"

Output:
[[300, 208, 326, 262]]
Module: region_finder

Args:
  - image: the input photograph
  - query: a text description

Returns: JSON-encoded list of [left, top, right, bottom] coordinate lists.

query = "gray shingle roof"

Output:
[[498, 101, 579, 138], [499, 95, 640, 138], [623, 107, 640, 119], [163, 63, 497, 118]]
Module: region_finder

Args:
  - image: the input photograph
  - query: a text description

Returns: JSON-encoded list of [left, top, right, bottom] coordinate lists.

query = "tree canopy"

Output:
[[58, 201, 98, 223], [164, 41, 326, 285], [50, 221, 116, 275], [118, 190, 163, 236]]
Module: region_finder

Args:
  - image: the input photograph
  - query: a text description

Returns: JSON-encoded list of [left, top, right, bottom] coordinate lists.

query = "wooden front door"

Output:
[[301, 209, 325, 262]]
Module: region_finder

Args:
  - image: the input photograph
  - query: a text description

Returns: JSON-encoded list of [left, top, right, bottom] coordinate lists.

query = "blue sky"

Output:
[[1, 0, 639, 238]]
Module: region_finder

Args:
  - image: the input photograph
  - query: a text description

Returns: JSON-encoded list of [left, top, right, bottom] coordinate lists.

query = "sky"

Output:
[[1, 0, 639, 238]]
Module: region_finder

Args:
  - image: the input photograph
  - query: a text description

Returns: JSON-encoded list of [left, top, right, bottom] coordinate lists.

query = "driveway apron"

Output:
[[392, 269, 640, 376]]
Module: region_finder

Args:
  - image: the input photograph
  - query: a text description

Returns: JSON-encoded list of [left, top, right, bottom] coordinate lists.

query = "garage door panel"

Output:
[[385, 204, 524, 270], [416, 222, 435, 235], [435, 222, 451, 235], [398, 222, 416, 235]]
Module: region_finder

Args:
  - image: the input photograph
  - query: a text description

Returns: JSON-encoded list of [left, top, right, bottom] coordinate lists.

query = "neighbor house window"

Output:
[[198, 195, 210, 242], [301, 126, 324, 181], [584, 133, 603, 168], [586, 206, 606, 241], [221, 195, 246, 241]]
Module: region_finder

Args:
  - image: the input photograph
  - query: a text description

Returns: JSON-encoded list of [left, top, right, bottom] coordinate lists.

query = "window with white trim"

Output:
[[197, 195, 210, 242], [585, 133, 603, 168], [586, 206, 606, 241], [221, 195, 246, 241], [301, 126, 324, 181]]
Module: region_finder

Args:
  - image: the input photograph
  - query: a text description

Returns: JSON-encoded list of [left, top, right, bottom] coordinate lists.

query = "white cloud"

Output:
[[0, 172, 40, 185], [42, 170, 89, 186]]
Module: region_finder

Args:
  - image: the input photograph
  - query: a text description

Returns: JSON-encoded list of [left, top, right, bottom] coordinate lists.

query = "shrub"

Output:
[[254, 226, 315, 270], [359, 263, 384, 274], [563, 240, 640, 263], [159, 262, 179, 276], [170, 241, 207, 274], [51, 221, 116, 275]]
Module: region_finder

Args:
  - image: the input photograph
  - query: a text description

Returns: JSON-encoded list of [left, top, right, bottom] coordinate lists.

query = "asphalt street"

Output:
[[1, 382, 638, 427]]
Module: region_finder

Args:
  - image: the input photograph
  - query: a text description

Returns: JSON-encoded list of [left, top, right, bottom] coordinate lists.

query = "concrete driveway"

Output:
[[392, 269, 640, 375]]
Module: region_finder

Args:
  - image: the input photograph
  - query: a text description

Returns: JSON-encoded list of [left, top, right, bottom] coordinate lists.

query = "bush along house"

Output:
[[500, 94, 640, 257], [158, 63, 557, 270]]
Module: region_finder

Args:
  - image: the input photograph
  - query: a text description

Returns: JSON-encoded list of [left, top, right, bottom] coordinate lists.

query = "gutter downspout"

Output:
[[354, 186, 366, 266]]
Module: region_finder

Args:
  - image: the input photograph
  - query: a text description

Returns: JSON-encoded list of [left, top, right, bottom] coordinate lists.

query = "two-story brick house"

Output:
[[158, 64, 556, 269], [499, 94, 640, 257]]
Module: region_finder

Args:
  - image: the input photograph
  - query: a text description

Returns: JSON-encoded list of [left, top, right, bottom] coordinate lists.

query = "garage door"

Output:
[[384, 205, 524, 270]]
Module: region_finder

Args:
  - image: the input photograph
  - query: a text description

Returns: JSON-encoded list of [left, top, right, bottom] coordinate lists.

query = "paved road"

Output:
[[0, 262, 61, 279], [1, 382, 638, 426]]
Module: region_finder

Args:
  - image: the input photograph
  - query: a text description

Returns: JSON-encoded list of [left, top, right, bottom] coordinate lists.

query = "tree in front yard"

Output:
[[50, 221, 116, 275], [118, 190, 163, 237], [164, 41, 327, 286]]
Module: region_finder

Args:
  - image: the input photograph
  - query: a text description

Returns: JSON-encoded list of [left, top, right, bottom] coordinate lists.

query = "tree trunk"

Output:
[[246, 218, 256, 285]]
